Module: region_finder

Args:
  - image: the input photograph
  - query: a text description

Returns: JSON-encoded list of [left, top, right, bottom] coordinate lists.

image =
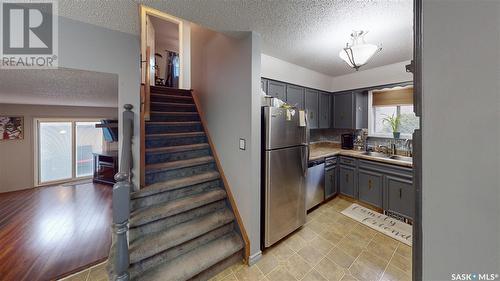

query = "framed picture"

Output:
[[0, 116, 24, 140]]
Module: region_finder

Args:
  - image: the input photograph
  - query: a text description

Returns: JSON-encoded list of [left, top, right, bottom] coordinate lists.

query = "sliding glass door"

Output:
[[37, 120, 103, 185]]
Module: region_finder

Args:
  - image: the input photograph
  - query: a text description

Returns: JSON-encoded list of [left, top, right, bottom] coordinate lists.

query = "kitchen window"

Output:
[[368, 86, 419, 139], [35, 119, 104, 186]]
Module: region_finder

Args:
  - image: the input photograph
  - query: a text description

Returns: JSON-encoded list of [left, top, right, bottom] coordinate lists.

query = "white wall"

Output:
[[58, 16, 141, 187], [422, 0, 500, 279], [191, 25, 262, 259], [331, 61, 412, 91], [261, 54, 333, 91]]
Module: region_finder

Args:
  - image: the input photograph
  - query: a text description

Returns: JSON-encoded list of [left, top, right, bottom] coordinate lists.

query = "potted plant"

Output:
[[383, 113, 401, 139]]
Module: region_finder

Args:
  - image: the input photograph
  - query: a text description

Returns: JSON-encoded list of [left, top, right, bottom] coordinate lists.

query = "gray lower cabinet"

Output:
[[385, 175, 414, 219], [267, 80, 286, 101], [286, 85, 305, 109], [305, 89, 319, 129], [319, 93, 331, 128], [358, 169, 383, 208], [339, 165, 356, 197], [325, 166, 337, 199]]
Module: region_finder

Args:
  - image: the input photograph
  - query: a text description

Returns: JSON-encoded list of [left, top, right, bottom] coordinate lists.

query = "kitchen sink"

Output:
[[360, 151, 388, 158], [389, 155, 413, 162]]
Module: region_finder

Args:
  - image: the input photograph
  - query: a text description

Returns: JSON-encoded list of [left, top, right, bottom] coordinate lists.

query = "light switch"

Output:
[[239, 138, 246, 150]]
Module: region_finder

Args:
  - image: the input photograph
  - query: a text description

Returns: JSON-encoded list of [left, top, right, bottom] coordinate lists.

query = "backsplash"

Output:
[[311, 128, 413, 155], [310, 128, 355, 143]]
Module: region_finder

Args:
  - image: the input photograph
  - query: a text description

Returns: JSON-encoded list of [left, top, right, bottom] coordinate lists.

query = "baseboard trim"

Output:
[[248, 251, 262, 266]]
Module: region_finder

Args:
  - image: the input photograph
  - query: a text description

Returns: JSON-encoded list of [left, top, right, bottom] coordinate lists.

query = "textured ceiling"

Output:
[[59, 0, 413, 76], [0, 68, 118, 107]]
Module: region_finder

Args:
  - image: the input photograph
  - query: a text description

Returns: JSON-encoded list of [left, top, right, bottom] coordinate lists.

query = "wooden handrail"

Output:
[[140, 84, 146, 188], [144, 46, 151, 121], [191, 91, 251, 264]]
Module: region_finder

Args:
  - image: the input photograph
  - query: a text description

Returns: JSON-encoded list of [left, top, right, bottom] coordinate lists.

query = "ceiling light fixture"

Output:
[[339, 31, 382, 71]]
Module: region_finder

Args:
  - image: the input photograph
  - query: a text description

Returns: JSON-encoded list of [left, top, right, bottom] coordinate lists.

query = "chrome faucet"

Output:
[[405, 139, 413, 157]]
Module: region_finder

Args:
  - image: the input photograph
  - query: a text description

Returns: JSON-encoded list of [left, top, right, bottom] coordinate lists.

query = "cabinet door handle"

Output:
[[368, 179, 372, 189], [399, 188, 402, 198], [345, 174, 349, 183]]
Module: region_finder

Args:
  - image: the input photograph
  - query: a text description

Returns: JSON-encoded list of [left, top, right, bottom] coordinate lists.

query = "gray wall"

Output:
[[191, 25, 262, 258], [0, 103, 118, 193], [58, 17, 141, 187], [422, 0, 500, 278]]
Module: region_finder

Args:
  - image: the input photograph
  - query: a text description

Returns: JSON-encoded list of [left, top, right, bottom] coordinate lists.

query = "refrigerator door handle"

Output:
[[301, 146, 308, 176]]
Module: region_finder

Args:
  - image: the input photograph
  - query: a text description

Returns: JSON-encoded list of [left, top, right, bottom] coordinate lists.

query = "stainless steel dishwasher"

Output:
[[306, 159, 325, 210]]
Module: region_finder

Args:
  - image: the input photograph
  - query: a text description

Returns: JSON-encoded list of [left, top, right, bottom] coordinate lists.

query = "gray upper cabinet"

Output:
[[333, 91, 368, 129], [305, 89, 319, 129], [358, 169, 383, 208], [267, 80, 286, 101], [261, 78, 268, 94], [319, 93, 331, 128], [333, 92, 353, 129], [286, 85, 305, 109]]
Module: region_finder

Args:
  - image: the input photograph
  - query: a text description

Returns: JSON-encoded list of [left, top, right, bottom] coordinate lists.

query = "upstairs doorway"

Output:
[[141, 6, 185, 89]]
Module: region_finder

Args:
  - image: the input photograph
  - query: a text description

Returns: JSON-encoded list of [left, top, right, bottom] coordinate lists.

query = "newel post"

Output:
[[111, 104, 134, 281]]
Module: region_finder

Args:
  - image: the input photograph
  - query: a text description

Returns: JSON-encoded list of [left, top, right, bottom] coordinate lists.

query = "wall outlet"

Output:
[[239, 138, 246, 150]]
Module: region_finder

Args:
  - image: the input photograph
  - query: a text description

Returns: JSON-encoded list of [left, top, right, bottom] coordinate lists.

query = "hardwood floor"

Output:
[[0, 182, 112, 281]]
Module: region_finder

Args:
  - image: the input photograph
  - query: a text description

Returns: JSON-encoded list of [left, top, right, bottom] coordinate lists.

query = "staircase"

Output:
[[125, 86, 244, 280]]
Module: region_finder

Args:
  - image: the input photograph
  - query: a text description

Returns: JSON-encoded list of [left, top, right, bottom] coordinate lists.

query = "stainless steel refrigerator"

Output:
[[262, 106, 308, 248]]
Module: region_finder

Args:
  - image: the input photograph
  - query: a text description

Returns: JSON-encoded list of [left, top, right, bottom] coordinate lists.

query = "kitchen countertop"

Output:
[[309, 142, 413, 168]]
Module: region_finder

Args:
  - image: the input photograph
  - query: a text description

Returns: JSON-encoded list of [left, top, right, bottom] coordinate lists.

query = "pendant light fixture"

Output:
[[339, 31, 382, 71]]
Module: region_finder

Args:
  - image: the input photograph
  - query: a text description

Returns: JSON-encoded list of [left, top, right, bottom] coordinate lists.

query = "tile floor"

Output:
[[58, 261, 108, 281], [209, 197, 412, 281]]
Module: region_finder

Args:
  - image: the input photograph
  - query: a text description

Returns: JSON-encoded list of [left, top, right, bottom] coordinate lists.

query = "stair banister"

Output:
[[112, 104, 134, 281]]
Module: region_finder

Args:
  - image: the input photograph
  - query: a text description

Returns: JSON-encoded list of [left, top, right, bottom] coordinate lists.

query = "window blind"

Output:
[[372, 87, 413, 106]]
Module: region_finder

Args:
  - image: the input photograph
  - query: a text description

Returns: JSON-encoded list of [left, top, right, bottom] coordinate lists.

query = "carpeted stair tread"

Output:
[[151, 86, 192, 95], [151, 111, 198, 115], [146, 156, 214, 173], [136, 232, 243, 281], [145, 143, 209, 154], [146, 131, 205, 139], [151, 93, 193, 100], [151, 101, 196, 107], [130, 189, 227, 227], [131, 170, 219, 199], [145, 121, 201, 126], [129, 209, 235, 264]]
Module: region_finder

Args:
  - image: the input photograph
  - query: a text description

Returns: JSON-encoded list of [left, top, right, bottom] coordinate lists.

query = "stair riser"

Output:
[[151, 95, 194, 104], [146, 135, 207, 148], [129, 223, 234, 280], [145, 123, 203, 134], [146, 163, 216, 185], [130, 200, 227, 243], [190, 251, 243, 281], [131, 179, 221, 211], [151, 104, 196, 112], [149, 114, 200, 122], [146, 148, 211, 165]]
